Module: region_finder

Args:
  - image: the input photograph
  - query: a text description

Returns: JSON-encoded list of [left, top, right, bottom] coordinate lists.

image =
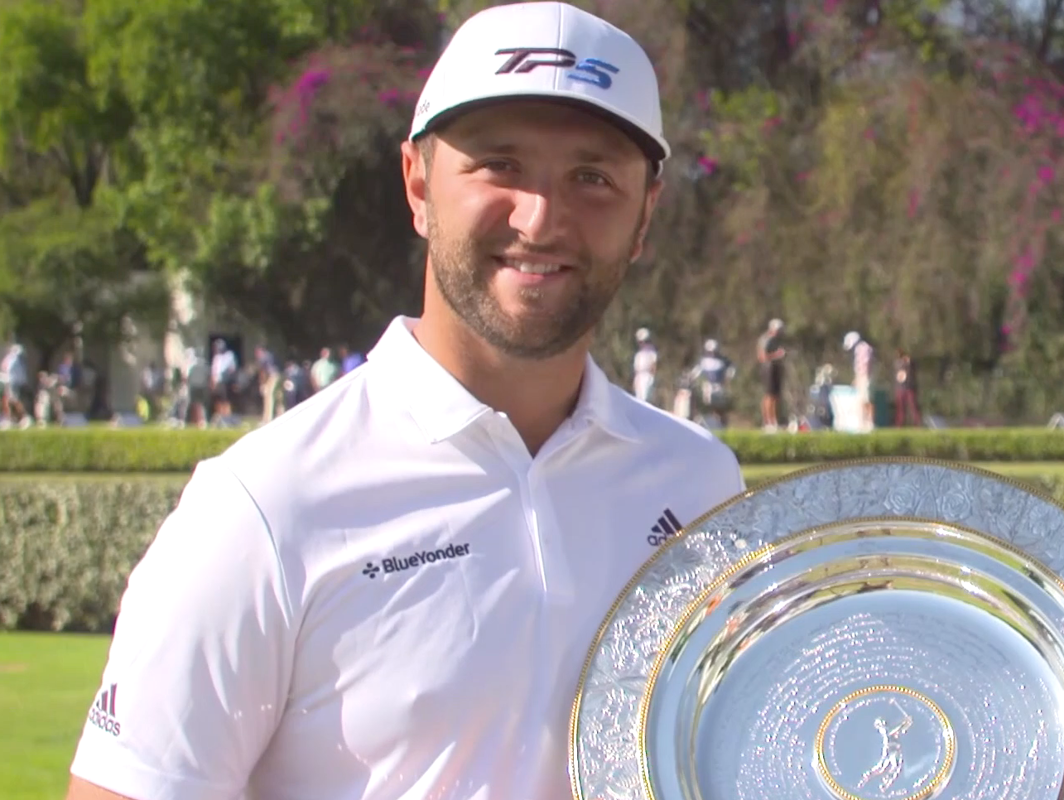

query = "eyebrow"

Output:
[[461, 139, 624, 165]]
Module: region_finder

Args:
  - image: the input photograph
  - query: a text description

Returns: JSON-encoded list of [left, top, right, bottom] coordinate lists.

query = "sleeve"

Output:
[[69, 458, 297, 800]]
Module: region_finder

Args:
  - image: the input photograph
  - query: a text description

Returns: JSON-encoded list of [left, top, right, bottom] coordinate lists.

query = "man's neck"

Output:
[[411, 314, 588, 457]]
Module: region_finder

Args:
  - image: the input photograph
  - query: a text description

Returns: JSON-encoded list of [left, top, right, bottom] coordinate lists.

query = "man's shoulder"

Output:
[[216, 365, 381, 502], [609, 383, 739, 463]]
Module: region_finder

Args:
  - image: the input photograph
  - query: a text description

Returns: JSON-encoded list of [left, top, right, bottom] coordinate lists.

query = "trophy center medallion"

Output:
[[814, 685, 955, 800]]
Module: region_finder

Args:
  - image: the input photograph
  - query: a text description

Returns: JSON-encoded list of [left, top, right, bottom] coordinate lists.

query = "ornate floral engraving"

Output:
[[571, 461, 1064, 800]]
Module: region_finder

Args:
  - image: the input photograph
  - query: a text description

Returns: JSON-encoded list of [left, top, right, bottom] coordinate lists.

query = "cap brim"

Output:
[[413, 94, 668, 169]]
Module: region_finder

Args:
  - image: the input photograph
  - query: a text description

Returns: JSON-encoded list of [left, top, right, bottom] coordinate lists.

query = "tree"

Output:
[[0, 200, 168, 367], [186, 34, 438, 353], [0, 0, 132, 209], [0, 0, 158, 363], [80, 0, 441, 356]]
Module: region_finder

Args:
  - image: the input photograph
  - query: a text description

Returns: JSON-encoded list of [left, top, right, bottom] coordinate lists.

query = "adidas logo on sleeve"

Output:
[[87, 682, 121, 737]]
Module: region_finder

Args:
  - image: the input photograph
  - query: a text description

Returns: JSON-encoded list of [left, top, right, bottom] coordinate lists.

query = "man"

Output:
[[209, 339, 238, 421], [687, 338, 735, 428], [280, 354, 311, 412], [844, 330, 875, 431], [254, 345, 281, 424], [138, 362, 164, 421], [65, 4, 744, 800], [310, 346, 340, 392], [184, 347, 210, 428], [338, 344, 366, 375], [0, 343, 29, 427], [756, 318, 786, 431], [893, 347, 920, 427], [632, 326, 657, 403]]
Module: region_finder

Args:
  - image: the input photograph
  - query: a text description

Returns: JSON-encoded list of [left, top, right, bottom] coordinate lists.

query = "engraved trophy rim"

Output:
[[568, 456, 1064, 800]]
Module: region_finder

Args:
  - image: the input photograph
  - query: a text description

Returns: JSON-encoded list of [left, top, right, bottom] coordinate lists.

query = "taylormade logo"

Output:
[[362, 543, 471, 579]]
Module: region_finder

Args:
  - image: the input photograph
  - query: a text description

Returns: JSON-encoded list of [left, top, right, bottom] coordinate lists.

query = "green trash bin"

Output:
[[873, 387, 892, 428]]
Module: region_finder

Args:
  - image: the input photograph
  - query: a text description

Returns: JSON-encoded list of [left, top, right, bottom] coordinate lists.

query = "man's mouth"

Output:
[[494, 256, 572, 275]]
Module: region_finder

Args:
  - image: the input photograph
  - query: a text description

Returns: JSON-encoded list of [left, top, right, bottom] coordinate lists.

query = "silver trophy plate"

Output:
[[569, 458, 1064, 800]]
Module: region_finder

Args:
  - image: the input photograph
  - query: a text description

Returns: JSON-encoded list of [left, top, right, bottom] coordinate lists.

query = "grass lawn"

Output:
[[0, 633, 111, 800]]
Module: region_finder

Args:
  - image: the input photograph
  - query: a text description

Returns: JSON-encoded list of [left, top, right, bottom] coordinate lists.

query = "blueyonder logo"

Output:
[[362, 543, 471, 580]]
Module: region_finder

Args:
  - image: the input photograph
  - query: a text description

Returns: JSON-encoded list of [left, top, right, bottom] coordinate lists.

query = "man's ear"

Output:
[[630, 178, 665, 263], [401, 139, 429, 239]]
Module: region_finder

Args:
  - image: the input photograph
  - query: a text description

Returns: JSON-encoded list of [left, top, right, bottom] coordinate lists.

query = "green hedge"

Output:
[[0, 428, 239, 473], [0, 476, 185, 632], [722, 428, 1064, 464], [2, 427, 1064, 472], [4, 467, 1064, 632]]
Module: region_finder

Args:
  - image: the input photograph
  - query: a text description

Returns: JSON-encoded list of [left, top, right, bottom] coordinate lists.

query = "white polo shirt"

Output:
[[70, 316, 745, 800]]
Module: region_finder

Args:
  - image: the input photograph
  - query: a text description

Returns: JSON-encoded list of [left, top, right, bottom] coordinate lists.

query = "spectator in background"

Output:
[[687, 338, 735, 428], [184, 348, 209, 428], [632, 327, 657, 404], [166, 365, 190, 428], [282, 356, 311, 411], [34, 370, 63, 426], [55, 352, 80, 418], [843, 330, 875, 432], [338, 345, 365, 375], [139, 362, 165, 421], [0, 346, 10, 421], [1, 344, 29, 427], [894, 347, 921, 427], [255, 345, 281, 424], [310, 347, 339, 392], [209, 340, 237, 421], [757, 318, 786, 432], [56, 352, 78, 394]]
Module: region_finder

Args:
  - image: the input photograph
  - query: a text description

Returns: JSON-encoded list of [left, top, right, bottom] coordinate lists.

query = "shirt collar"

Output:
[[367, 316, 640, 445]]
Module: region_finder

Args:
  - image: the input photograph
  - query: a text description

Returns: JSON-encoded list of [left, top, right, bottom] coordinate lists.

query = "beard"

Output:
[[426, 203, 645, 361]]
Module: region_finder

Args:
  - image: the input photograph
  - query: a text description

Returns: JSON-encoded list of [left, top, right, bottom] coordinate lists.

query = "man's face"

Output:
[[402, 100, 663, 360]]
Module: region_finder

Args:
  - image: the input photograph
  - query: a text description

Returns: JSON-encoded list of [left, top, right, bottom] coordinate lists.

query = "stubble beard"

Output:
[[425, 200, 646, 361]]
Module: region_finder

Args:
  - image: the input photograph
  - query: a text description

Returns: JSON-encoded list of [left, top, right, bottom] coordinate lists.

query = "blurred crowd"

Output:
[[0, 344, 106, 429], [155, 341, 366, 429], [0, 339, 366, 430], [630, 319, 923, 433], [2, 322, 926, 433]]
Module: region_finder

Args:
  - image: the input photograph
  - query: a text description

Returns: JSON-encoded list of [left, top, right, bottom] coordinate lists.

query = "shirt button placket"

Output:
[[486, 413, 550, 592]]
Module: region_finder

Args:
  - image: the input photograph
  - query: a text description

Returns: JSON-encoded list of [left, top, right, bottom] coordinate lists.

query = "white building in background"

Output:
[[86, 270, 263, 415]]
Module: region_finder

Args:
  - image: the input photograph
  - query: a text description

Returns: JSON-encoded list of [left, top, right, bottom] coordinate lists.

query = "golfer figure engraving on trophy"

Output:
[[857, 699, 914, 793]]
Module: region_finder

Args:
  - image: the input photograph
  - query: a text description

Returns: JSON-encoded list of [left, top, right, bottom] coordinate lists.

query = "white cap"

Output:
[[704, 339, 718, 352], [769, 318, 784, 332], [635, 327, 651, 343], [410, 2, 669, 168], [843, 331, 861, 351]]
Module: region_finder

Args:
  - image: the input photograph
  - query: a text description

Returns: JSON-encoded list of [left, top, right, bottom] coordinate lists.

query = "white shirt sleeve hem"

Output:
[[70, 740, 240, 800]]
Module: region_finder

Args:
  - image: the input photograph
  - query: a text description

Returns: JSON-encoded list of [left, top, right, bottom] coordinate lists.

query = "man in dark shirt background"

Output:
[[894, 347, 921, 427], [757, 318, 786, 431], [687, 338, 736, 428], [338, 345, 365, 375]]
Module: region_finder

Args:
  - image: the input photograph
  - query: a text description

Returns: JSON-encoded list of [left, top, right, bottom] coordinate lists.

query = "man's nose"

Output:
[[508, 182, 570, 243]]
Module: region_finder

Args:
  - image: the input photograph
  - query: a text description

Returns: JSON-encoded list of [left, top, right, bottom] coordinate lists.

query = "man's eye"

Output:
[[577, 171, 609, 186], [480, 160, 516, 173]]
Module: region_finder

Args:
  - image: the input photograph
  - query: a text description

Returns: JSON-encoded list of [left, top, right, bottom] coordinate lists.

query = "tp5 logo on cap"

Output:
[[494, 47, 620, 90]]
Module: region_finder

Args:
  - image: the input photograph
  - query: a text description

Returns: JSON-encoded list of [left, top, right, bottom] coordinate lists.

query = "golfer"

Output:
[[66, 4, 744, 799]]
